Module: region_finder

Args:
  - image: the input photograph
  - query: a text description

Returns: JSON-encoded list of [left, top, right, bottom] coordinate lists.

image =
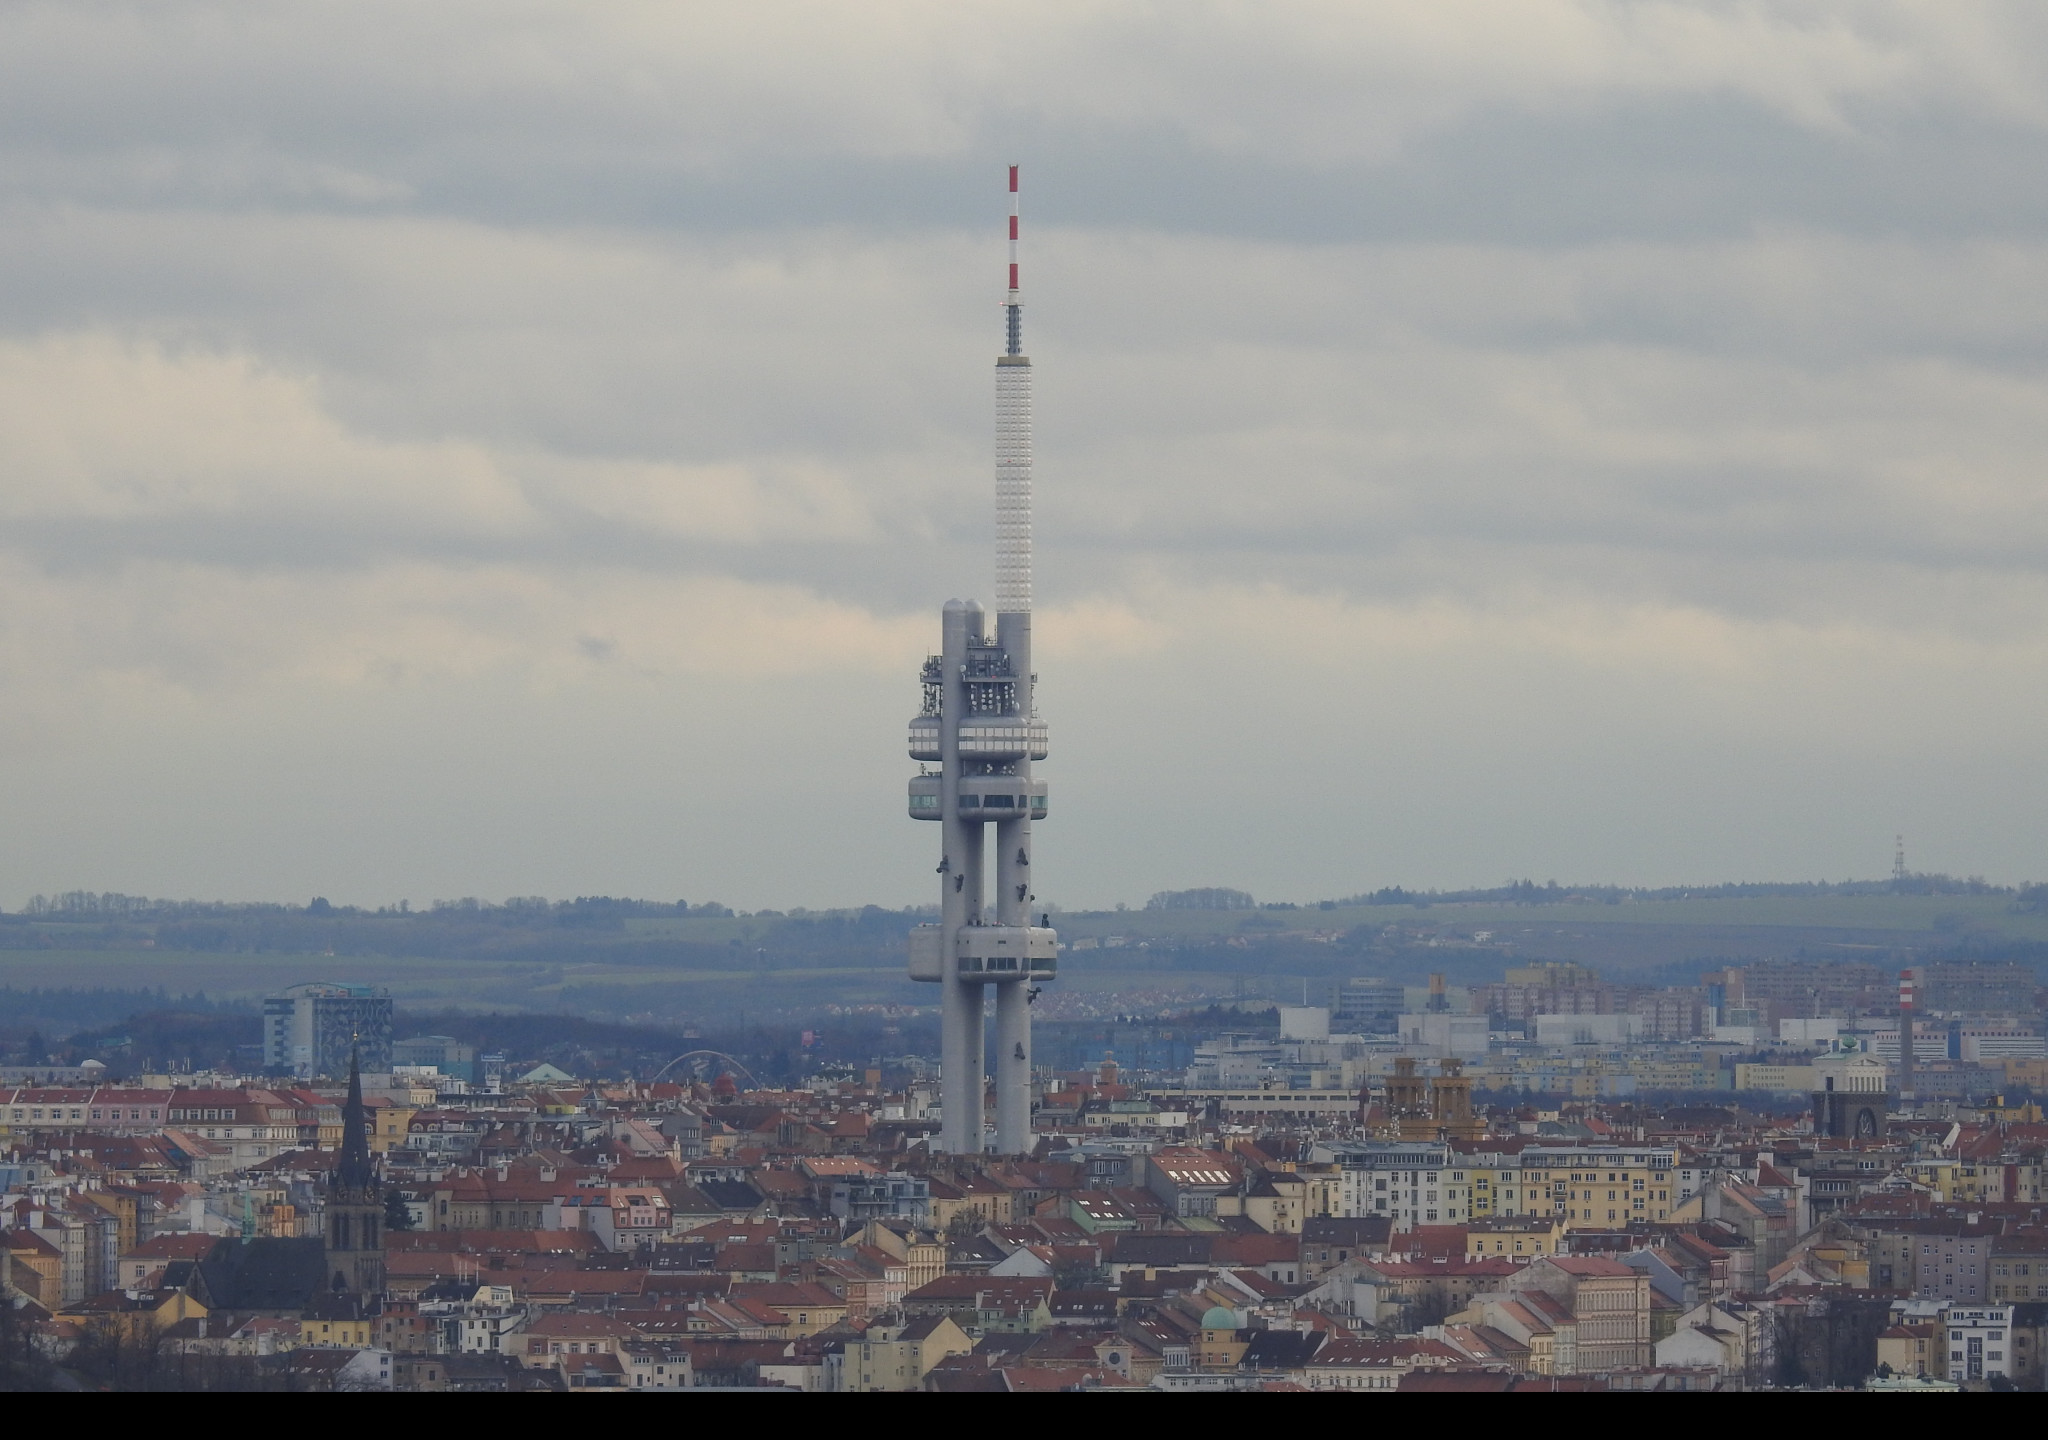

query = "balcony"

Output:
[[906, 924, 1059, 982], [908, 717, 1048, 762], [907, 776, 1048, 821]]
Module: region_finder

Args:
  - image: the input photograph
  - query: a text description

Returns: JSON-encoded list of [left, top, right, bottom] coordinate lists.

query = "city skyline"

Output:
[[7, 5, 2048, 1392]]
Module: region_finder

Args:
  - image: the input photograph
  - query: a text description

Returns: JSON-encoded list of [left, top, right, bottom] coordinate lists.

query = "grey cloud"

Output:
[[0, 4, 2042, 903], [0, 4, 2042, 242]]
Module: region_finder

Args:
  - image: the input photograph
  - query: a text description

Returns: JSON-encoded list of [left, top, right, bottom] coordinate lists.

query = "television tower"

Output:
[[906, 166, 1057, 1154]]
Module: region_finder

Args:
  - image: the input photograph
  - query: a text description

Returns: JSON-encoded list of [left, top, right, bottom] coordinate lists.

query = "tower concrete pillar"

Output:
[[994, 976, 1031, 1153], [939, 599, 986, 1153]]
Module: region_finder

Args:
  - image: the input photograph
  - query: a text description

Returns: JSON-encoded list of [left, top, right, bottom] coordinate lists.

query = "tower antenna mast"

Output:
[[1006, 164, 1023, 356]]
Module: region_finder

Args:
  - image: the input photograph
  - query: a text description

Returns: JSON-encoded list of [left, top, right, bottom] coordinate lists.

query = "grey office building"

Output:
[[391, 1034, 477, 1082], [1335, 977, 1404, 1033], [263, 982, 393, 1078]]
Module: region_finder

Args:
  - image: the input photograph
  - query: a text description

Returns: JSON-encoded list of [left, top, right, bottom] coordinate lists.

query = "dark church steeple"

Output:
[[338, 1046, 374, 1190], [324, 1047, 384, 1296]]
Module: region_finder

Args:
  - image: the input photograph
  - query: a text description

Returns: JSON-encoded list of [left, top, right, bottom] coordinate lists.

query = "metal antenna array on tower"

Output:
[[904, 167, 1057, 1154]]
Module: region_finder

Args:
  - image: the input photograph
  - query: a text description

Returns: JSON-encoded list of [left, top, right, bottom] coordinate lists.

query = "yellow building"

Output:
[[1197, 1306, 1248, 1371], [371, 1104, 418, 1155], [860, 1219, 945, 1292], [1981, 1099, 2045, 1125], [1467, 1160, 1568, 1219], [1631, 1059, 1724, 1091], [76, 1187, 152, 1254], [1505, 961, 1600, 988], [1878, 1323, 1940, 1378], [2002, 1058, 2048, 1091], [1553, 1161, 1676, 1228], [1294, 1164, 1344, 1220], [302, 1306, 375, 1349], [58, 1288, 207, 1346], [1515, 1152, 1678, 1230], [1903, 1160, 2005, 1205], [1465, 1216, 1565, 1259], [925, 1174, 1014, 1231], [3, 1230, 62, 1305], [1733, 1064, 1819, 1093], [1445, 1148, 1681, 1229], [1230, 1173, 1305, 1234], [847, 1314, 972, 1392]]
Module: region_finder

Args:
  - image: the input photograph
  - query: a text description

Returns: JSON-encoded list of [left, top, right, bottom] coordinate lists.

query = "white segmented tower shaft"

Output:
[[996, 165, 1031, 614], [904, 166, 1056, 1156], [995, 361, 1032, 612]]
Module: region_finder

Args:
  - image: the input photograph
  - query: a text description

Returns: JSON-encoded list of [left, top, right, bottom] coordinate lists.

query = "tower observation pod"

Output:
[[906, 166, 1056, 1155]]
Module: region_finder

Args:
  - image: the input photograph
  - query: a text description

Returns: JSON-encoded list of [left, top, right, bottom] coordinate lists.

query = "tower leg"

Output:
[[964, 981, 986, 1150], [942, 815, 986, 1153], [993, 812, 1033, 1154], [995, 979, 1031, 1154], [940, 976, 972, 1154], [944, 979, 986, 1153]]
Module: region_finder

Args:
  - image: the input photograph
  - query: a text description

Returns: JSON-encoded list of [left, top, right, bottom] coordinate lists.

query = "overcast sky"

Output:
[[3, 3, 2048, 910]]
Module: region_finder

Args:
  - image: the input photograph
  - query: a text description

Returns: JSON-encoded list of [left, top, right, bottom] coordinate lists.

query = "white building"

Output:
[[263, 982, 393, 1078], [1777, 1018, 1839, 1047], [1941, 1304, 2013, 1384], [1400, 1014, 1490, 1060], [1278, 1006, 1330, 1041], [1315, 1141, 1471, 1227], [1957, 1027, 2045, 1063]]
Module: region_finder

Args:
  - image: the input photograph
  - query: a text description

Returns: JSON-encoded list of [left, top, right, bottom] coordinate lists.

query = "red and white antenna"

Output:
[[1005, 165, 1023, 355]]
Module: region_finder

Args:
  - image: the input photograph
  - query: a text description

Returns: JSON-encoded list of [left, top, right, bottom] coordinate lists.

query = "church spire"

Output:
[[336, 1045, 373, 1192]]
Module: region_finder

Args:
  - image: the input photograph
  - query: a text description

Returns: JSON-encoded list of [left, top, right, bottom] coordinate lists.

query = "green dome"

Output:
[[1201, 1306, 1237, 1330]]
